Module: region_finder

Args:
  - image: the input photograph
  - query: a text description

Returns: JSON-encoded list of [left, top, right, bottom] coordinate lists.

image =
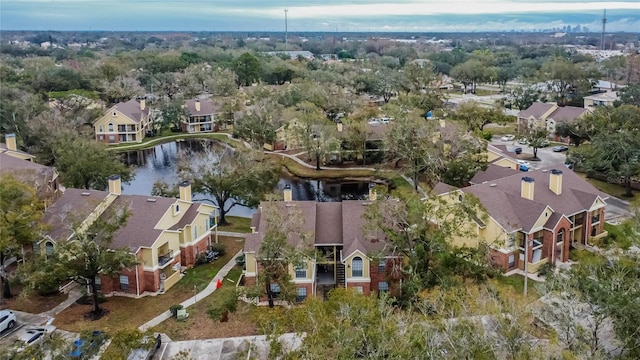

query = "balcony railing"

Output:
[[158, 253, 173, 267]]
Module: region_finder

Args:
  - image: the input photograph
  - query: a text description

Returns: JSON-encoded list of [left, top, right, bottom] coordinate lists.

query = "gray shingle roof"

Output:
[[108, 195, 177, 251], [43, 189, 110, 241], [517, 102, 555, 119], [245, 200, 390, 257], [113, 99, 149, 123], [185, 99, 220, 116], [469, 164, 520, 185], [463, 167, 607, 233]]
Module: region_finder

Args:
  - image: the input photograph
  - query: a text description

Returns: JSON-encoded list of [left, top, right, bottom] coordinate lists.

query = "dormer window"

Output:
[[458, 194, 462, 202]]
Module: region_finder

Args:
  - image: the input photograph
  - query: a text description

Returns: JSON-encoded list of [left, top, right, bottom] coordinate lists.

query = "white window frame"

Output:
[[295, 264, 307, 279], [296, 287, 307, 302], [378, 281, 389, 292], [119, 275, 129, 291], [351, 257, 363, 277]]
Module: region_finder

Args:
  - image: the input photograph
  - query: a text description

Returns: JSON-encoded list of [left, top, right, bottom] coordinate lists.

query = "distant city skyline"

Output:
[[1, 0, 639, 32]]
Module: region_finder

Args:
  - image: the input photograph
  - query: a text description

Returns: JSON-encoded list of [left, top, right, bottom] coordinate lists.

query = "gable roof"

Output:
[[112, 99, 149, 123], [469, 164, 520, 185], [517, 102, 555, 119], [547, 106, 588, 123], [185, 99, 220, 116], [463, 166, 607, 233], [245, 200, 390, 257], [107, 195, 177, 252], [432, 182, 456, 195], [43, 189, 110, 241]]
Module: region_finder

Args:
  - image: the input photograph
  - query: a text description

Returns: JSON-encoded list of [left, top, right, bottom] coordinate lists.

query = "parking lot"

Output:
[[491, 136, 568, 170], [0, 310, 77, 353]]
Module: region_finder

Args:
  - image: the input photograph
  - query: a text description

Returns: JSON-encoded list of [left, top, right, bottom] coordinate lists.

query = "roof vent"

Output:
[[146, 198, 157, 202], [81, 192, 91, 196], [542, 169, 548, 173], [489, 184, 497, 187], [284, 203, 296, 207]]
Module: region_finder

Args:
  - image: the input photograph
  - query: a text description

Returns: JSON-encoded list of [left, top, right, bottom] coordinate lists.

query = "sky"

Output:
[[1, 0, 639, 32]]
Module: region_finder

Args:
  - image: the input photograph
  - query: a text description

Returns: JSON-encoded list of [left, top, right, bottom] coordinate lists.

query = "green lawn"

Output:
[[493, 274, 540, 301], [53, 236, 244, 333], [107, 133, 237, 151], [218, 216, 252, 233], [577, 173, 639, 198]]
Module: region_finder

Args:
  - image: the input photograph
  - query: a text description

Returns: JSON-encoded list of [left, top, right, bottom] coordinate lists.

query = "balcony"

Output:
[[158, 251, 173, 268], [587, 230, 609, 246], [591, 214, 601, 225]]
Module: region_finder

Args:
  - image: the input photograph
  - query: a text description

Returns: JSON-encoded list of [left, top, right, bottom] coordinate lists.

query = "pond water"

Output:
[[120, 140, 371, 218]]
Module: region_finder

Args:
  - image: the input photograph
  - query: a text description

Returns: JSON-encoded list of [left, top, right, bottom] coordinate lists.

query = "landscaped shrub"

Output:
[[481, 131, 493, 141], [235, 254, 246, 267], [208, 287, 238, 321], [209, 243, 226, 257], [195, 253, 208, 266], [169, 304, 183, 318], [537, 263, 554, 277]]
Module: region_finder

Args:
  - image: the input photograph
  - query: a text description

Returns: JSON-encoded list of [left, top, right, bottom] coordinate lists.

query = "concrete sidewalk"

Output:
[[138, 250, 242, 332]]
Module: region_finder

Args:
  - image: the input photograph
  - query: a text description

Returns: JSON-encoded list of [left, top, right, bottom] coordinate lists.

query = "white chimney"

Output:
[[179, 181, 192, 202], [195, 100, 201, 112], [337, 120, 343, 132], [108, 175, 122, 195], [284, 184, 292, 202], [520, 177, 534, 200], [549, 169, 563, 195], [4, 133, 17, 151], [140, 99, 146, 111]]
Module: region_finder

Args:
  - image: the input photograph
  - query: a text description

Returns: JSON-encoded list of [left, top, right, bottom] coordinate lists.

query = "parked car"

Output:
[[517, 160, 531, 168], [14, 326, 56, 352], [553, 145, 569, 152], [517, 138, 528, 145], [0, 310, 17, 333], [539, 140, 550, 147], [514, 147, 523, 154], [501, 134, 515, 141]]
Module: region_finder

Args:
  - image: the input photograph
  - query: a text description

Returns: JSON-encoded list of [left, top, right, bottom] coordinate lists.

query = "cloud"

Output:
[[0, 0, 638, 31]]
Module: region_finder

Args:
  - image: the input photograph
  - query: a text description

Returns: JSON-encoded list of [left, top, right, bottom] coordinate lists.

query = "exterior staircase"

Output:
[[335, 263, 345, 288]]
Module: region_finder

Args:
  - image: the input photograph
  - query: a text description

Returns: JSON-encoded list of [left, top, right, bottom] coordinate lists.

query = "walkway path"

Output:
[[40, 285, 84, 318], [216, 231, 248, 238], [138, 250, 243, 332]]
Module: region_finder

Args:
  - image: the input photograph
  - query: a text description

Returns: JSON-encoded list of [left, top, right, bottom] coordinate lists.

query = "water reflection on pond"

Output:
[[121, 140, 371, 217]]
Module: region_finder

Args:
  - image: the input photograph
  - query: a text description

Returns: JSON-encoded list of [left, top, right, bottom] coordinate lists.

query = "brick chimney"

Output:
[[179, 181, 192, 202], [195, 100, 201, 112], [284, 184, 292, 202], [140, 99, 146, 111], [108, 175, 122, 195], [521, 176, 535, 200], [549, 169, 563, 195], [4, 133, 17, 151]]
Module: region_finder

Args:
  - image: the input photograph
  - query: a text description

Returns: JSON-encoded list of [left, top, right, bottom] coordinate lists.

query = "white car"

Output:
[[0, 310, 17, 333], [501, 135, 516, 141], [14, 325, 56, 352], [517, 160, 531, 168]]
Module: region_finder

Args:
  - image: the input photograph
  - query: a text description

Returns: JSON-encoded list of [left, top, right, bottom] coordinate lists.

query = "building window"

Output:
[[556, 229, 564, 243], [378, 259, 386, 273], [353, 286, 363, 294], [296, 287, 307, 302], [508, 254, 515, 268], [295, 264, 307, 279], [119, 275, 129, 291], [112, 111, 117, 117], [270, 283, 281, 297], [204, 218, 210, 231], [174, 204, 180, 214], [507, 234, 515, 248], [45, 241, 54, 257], [94, 276, 102, 292], [98, 135, 104, 141], [591, 213, 600, 224], [108, 123, 114, 131], [99, 125, 104, 133], [193, 225, 197, 239], [458, 194, 462, 202], [108, 135, 115, 143], [351, 257, 363, 277], [378, 281, 389, 292]]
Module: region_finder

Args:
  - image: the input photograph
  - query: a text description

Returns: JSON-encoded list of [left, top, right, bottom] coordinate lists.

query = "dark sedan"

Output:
[[553, 145, 569, 152]]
